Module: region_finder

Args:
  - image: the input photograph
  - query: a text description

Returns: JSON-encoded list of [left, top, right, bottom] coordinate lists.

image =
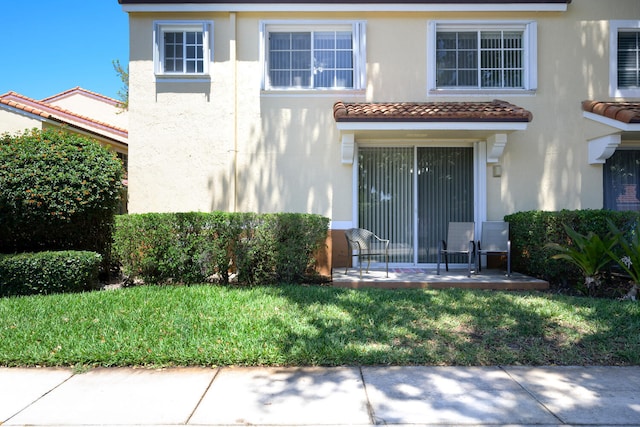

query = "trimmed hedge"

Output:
[[0, 251, 102, 297], [505, 209, 639, 286], [113, 212, 329, 285]]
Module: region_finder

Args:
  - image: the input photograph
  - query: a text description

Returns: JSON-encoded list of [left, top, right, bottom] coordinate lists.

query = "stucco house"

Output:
[[118, 0, 640, 271], [0, 87, 128, 159]]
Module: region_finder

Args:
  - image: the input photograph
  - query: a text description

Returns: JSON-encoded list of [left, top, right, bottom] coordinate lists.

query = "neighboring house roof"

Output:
[[0, 91, 128, 146], [582, 100, 640, 124], [333, 100, 533, 123], [42, 86, 121, 107]]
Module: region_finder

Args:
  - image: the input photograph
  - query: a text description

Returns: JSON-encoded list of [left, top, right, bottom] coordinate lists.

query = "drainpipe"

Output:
[[231, 12, 238, 212]]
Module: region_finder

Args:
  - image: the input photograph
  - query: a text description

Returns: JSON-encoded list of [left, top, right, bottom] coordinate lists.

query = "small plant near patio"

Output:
[[608, 221, 640, 301], [547, 225, 618, 296]]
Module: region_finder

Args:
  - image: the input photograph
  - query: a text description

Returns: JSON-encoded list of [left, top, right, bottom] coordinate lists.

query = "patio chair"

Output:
[[477, 221, 511, 276], [437, 222, 475, 277], [344, 228, 389, 278]]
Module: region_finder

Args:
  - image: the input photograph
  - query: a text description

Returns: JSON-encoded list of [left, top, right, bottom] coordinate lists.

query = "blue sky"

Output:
[[0, 1, 129, 101]]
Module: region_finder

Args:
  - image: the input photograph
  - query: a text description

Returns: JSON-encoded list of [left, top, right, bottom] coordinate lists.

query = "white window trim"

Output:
[[153, 20, 214, 80], [427, 20, 537, 95], [610, 20, 640, 98], [260, 20, 366, 92]]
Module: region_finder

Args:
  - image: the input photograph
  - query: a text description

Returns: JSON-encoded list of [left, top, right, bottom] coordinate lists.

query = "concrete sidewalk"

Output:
[[1, 365, 639, 426]]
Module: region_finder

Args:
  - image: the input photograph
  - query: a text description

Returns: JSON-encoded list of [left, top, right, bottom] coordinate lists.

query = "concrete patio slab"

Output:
[[504, 366, 640, 425], [332, 267, 549, 290], [190, 366, 371, 425], [0, 367, 73, 423], [5, 367, 216, 426], [362, 366, 560, 425]]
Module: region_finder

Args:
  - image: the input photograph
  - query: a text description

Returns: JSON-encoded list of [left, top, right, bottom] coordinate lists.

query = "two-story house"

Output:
[[118, 0, 640, 271]]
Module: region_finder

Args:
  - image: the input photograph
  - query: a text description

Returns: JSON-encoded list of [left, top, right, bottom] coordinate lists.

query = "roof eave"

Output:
[[583, 112, 640, 133], [121, 2, 569, 13], [336, 121, 530, 132]]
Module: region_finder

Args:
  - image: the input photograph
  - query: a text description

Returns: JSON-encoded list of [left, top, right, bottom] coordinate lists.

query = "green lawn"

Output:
[[1, 285, 638, 367]]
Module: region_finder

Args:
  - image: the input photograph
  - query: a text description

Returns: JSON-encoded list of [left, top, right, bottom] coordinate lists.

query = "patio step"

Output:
[[331, 268, 549, 291]]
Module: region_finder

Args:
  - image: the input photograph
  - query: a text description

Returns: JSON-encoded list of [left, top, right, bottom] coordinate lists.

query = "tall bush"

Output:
[[0, 128, 124, 259]]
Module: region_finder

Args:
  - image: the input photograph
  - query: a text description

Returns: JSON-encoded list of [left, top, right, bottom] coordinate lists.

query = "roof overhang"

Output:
[[333, 100, 532, 163], [583, 112, 640, 133], [582, 101, 640, 164], [119, 1, 570, 13]]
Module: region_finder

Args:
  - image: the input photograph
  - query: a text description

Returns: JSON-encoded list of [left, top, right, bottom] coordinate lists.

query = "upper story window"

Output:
[[261, 21, 366, 91], [610, 21, 640, 98], [428, 21, 537, 94], [154, 21, 213, 78]]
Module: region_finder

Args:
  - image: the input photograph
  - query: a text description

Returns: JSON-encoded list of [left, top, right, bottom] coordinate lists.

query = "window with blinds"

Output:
[[262, 21, 365, 90], [429, 21, 536, 93], [618, 31, 640, 89]]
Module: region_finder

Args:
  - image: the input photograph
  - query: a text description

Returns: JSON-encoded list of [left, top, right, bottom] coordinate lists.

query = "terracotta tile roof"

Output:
[[0, 91, 128, 142], [582, 100, 640, 124], [333, 100, 533, 123], [41, 86, 121, 106]]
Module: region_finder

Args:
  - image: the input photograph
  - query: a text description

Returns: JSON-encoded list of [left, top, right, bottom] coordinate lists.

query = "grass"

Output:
[[0, 284, 639, 367]]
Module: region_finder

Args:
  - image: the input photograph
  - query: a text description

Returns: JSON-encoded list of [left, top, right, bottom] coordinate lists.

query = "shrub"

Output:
[[0, 128, 124, 259], [0, 251, 102, 297], [505, 209, 639, 288], [547, 225, 618, 296], [235, 213, 329, 285], [113, 212, 329, 285]]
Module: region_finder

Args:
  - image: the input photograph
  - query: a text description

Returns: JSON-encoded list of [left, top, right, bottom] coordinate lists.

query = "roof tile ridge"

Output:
[[42, 86, 120, 105]]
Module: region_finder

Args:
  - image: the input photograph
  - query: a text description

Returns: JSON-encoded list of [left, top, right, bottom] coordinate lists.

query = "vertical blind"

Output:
[[435, 30, 524, 88], [417, 147, 474, 263], [268, 31, 354, 88], [618, 31, 640, 89], [358, 147, 474, 264], [358, 147, 414, 263]]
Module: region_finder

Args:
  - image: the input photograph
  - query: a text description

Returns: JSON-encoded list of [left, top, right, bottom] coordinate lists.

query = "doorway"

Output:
[[357, 146, 475, 265]]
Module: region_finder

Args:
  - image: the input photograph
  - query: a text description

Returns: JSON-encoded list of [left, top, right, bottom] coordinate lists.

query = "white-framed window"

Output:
[[261, 21, 366, 91], [610, 21, 640, 98], [428, 21, 537, 93], [154, 21, 213, 78]]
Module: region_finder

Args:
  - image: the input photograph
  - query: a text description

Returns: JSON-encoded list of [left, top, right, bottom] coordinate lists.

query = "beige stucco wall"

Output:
[[0, 111, 42, 135], [125, 1, 640, 223]]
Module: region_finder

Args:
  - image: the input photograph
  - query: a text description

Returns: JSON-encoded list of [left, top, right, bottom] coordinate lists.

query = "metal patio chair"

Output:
[[477, 221, 511, 276], [437, 222, 475, 277], [344, 228, 389, 278]]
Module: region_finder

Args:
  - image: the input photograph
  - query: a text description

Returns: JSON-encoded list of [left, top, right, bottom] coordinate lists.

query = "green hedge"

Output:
[[113, 212, 329, 285], [0, 251, 102, 297], [504, 209, 639, 286], [0, 128, 124, 260]]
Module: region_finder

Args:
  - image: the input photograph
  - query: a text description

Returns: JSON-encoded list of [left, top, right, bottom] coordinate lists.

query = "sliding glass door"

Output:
[[358, 146, 474, 265]]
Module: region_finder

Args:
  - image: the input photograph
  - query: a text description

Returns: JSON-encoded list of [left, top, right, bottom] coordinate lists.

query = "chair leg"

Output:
[[385, 252, 388, 278]]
